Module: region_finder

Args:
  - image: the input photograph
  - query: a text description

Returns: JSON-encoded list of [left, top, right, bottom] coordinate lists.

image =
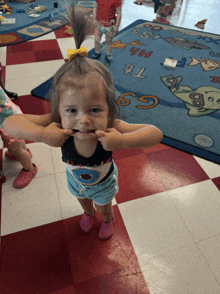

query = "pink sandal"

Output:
[[13, 163, 38, 188], [80, 210, 96, 232], [5, 148, 33, 161], [99, 217, 115, 240]]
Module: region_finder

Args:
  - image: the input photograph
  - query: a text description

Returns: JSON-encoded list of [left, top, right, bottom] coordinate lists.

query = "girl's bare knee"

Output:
[[6, 141, 24, 157]]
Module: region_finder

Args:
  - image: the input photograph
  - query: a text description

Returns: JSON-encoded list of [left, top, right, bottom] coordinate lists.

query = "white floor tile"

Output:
[[194, 156, 220, 179], [5, 60, 65, 82], [141, 243, 220, 294], [1, 174, 62, 236], [5, 69, 60, 96], [5, 59, 65, 96], [197, 234, 220, 285], [179, 0, 220, 34], [0, 45, 7, 67], [166, 180, 220, 242], [118, 192, 194, 259]]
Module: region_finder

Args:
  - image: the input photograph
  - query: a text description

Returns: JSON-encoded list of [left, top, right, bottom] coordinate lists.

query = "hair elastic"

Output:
[[67, 47, 88, 61]]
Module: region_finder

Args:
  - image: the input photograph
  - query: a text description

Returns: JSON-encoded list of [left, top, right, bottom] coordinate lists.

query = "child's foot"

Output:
[[13, 163, 38, 189], [80, 210, 96, 232], [5, 148, 33, 161], [99, 217, 115, 240], [105, 54, 113, 63], [134, 0, 143, 5], [92, 52, 101, 59], [153, 16, 170, 25]]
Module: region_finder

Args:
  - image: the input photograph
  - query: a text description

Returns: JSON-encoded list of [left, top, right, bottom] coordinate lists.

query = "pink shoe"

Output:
[[99, 217, 115, 240], [80, 210, 96, 232], [13, 163, 38, 188], [153, 16, 170, 25], [5, 148, 33, 161]]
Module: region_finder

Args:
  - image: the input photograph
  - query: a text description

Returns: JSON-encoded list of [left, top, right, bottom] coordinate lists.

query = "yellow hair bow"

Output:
[[67, 46, 88, 61]]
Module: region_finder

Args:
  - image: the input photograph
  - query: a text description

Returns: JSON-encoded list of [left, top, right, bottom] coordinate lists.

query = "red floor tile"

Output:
[[48, 286, 77, 294], [115, 154, 166, 204], [14, 94, 50, 115], [212, 177, 220, 190], [1, 221, 74, 294], [34, 49, 63, 62], [0, 66, 6, 84], [63, 206, 149, 292], [7, 51, 36, 65], [7, 42, 34, 54], [146, 148, 209, 190], [113, 148, 145, 161], [142, 143, 171, 154], [32, 40, 60, 51], [74, 269, 150, 294]]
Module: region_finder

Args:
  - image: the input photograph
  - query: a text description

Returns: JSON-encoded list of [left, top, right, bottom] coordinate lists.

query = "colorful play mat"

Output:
[[31, 20, 220, 164], [0, 0, 94, 46]]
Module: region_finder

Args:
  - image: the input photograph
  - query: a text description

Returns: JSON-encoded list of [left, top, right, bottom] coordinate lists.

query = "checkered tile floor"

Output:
[[1, 1, 220, 293]]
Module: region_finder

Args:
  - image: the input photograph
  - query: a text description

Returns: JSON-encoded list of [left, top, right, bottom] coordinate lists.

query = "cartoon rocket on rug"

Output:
[[188, 58, 220, 71], [161, 75, 220, 116]]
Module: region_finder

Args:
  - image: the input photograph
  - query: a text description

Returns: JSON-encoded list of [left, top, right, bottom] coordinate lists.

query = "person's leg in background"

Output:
[[0, 63, 18, 100], [3, 135, 38, 188], [92, 27, 103, 59]]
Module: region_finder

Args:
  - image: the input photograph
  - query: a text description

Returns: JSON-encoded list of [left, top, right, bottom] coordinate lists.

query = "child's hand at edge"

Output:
[[95, 128, 123, 151], [42, 122, 74, 147], [113, 26, 119, 34]]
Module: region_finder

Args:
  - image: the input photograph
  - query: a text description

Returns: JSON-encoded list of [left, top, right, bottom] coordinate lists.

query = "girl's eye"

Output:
[[91, 108, 101, 113], [68, 109, 77, 113]]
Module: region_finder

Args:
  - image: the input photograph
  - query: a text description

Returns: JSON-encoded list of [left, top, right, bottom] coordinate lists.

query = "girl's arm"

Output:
[[96, 119, 163, 150], [114, 119, 163, 149], [2, 113, 74, 147]]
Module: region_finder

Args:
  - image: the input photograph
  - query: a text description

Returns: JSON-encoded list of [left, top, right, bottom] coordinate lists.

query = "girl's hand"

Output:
[[113, 26, 119, 34], [42, 122, 74, 147], [95, 128, 123, 151]]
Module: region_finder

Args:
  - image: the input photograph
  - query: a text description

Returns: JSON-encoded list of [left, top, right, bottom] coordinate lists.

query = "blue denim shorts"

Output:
[[66, 161, 119, 206], [97, 25, 114, 35]]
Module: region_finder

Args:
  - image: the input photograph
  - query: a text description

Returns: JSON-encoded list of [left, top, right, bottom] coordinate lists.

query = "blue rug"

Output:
[[0, 0, 94, 46], [31, 20, 220, 164]]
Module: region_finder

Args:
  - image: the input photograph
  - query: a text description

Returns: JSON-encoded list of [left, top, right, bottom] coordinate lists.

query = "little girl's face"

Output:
[[59, 82, 109, 141]]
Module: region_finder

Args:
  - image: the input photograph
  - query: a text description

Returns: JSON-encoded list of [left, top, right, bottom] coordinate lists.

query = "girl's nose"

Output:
[[78, 113, 90, 124]]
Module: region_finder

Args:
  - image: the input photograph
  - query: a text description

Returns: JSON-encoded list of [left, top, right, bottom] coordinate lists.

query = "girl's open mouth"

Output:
[[73, 129, 96, 134]]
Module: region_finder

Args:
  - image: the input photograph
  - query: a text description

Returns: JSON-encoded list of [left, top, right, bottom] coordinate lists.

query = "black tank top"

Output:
[[61, 137, 113, 167]]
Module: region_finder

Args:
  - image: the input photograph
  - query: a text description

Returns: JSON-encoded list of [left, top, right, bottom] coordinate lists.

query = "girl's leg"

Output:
[[5, 140, 34, 172], [94, 27, 103, 53], [21, 139, 28, 151], [94, 201, 113, 223], [106, 30, 114, 56], [77, 198, 95, 232], [77, 198, 94, 216]]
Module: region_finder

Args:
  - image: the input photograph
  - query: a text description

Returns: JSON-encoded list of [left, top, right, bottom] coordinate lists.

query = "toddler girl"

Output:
[[0, 87, 38, 188], [3, 0, 163, 239], [92, 0, 122, 62]]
